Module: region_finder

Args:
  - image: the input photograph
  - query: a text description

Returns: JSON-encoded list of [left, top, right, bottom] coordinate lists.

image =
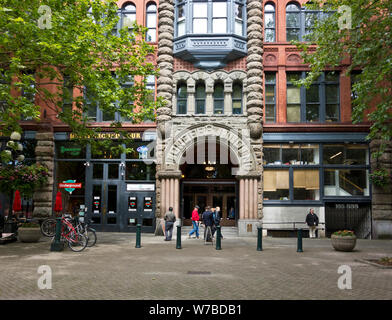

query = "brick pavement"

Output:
[[0, 233, 391, 300]]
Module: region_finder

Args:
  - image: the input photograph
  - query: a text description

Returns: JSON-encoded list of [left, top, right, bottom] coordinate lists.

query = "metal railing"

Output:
[[260, 221, 326, 230]]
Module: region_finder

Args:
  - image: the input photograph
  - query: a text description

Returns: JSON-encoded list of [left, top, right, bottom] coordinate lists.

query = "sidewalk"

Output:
[[0, 233, 391, 300]]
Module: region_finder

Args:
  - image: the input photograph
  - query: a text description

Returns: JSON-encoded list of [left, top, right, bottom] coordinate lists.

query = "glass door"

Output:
[[89, 162, 121, 231]]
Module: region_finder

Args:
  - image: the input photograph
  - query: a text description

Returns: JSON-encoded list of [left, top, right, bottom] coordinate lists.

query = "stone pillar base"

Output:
[[155, 218, 164, 236], [237, 219, 259, 237], [372, 220, 392, 239]]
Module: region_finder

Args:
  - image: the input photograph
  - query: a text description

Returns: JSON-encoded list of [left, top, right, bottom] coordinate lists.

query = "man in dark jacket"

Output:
[[202, 207, 214, 242], [306, 208, 319, 238]]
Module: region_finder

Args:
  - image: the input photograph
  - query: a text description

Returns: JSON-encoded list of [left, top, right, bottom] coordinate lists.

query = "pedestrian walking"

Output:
[[214, 206, 223, 239], [306, 208, 319, 238], [188, 205, 200, 239], [164, 207, 176, 241], [202, 206, 214, 242]]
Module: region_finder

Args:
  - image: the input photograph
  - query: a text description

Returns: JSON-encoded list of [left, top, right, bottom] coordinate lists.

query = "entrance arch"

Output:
[[158, 123, 261, 233]]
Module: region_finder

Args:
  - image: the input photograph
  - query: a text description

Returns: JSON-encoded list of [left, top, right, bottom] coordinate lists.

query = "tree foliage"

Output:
[[0, 0, 160, 152], [295, 0, 392, 157]]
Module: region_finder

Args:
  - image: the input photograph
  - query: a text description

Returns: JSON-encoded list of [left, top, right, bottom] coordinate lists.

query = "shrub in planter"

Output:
[[18, 222, 42, 243], [331, 230, 357, 252]]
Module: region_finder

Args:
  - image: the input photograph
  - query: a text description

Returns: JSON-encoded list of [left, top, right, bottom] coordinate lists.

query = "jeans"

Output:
[[189, 221, 199, 237], [165, 221, 174, 240]]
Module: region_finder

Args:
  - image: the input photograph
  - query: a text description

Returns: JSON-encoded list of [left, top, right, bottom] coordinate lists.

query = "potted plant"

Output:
[[18, 221, 42, 243], [331, 230, 357, 252]]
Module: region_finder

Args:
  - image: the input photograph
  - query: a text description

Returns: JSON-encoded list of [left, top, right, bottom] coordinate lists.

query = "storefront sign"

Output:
[[59, 180, 82, 194], [60, 146, 82, 156], [127, 184, 155, 191], [69, 132, 142, 140]]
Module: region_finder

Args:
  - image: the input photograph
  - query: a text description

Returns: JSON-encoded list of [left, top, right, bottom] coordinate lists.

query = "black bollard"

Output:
[[297, 228, 303, 252], [176, 225, 182, 249], [216, 226, 222, 250], [50, 217, 63, 252], [135, 224, 141, 248], [257, 227, 263, 251]]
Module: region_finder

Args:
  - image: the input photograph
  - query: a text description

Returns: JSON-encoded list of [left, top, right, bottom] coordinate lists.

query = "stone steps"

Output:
[[181, 226, 238, 237]]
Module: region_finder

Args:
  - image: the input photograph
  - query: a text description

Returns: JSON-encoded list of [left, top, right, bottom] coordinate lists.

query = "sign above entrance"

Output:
[[127, 184, 155, 191], [59, 181, 82, 194], [69, 132, 142, 140]]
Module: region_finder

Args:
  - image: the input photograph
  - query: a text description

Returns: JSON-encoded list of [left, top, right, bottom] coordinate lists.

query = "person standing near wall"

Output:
[[306, 208, 319, 238], [164, 207, 176, 241]]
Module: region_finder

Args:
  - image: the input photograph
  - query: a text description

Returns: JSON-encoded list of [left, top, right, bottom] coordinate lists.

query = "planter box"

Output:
[[18, 228, 41, 243], [331, 234, 357, 252]]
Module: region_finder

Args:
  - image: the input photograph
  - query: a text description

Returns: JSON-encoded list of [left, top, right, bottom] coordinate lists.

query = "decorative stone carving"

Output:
[[157, 0, 175, 138]]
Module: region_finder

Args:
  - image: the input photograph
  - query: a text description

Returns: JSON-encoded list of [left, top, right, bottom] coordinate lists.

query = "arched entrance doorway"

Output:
[[179, 138, 239, 226]]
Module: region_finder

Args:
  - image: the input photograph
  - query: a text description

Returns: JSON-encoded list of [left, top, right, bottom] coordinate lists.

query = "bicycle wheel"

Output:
[[67, 232, 88, 252], [41, 218, 57, 237], [85, 228, 97, 247]]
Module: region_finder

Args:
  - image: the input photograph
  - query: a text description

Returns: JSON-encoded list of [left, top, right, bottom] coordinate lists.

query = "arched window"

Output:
[[121, 2, 136, 34], [286, 2, 300, 41], [177, 82, 187, 114], [264, 3, 275, 42], [195, 82, 206, 114], [146, 3, 157, 42], [213, 82, 224, 114], [232, 82, 242, 114]]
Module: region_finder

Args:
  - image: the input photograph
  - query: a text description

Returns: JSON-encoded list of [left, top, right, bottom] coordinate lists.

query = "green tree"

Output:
[[295, 0, 392, 158], [0, 0, 160, 154]]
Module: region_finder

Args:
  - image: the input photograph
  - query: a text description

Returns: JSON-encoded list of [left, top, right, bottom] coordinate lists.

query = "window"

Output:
[[177, 82, 187, 114], [120, 2, 136, 34], [286, 72, 340, 123], [119, 75, 134, 121], [286, 3, 330, 42], [146, 3, 157, 42], [21, 71, 36, 120], [265, 73, 276, 122], [177, 3, 186, 36], [323, 144, 368, 165], [232, 82, 242, 114], [213, 82, 224, 114], [193, 2, 208, 33], [191, 0, 230, 34], [286, 3, 300, 41], [195, 82, 206, 114], [286, 73, 301, 122], [234, 2, 244, 36], [264, 3, 275, 42], [264, 144, 319, 166], [293, 169, 320, 200], [263, 143, 370, 202], [146, 75, 156, 101], [212, 1, 227, 33], [264, 169, 290, 200], [324, 169, 369, 196]]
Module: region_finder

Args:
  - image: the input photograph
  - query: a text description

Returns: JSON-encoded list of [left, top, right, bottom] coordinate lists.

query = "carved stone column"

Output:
[[370, 139, 392, 239], [246, 0, 264, 140], [33, 124, 54, 220], [157, 0, 174, 138]]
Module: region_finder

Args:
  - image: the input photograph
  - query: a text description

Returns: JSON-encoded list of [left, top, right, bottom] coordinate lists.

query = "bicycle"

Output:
[[42, 215, 96, 248], [60, 214, 88, 252], [75, 216, 97, 247]]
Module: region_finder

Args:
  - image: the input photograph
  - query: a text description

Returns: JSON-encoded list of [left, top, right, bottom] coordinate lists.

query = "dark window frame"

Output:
[[263, 143, 371, 204], [286, 71, 340, 123], [264, 2, 276, 42], [265, 72, 276, 123]]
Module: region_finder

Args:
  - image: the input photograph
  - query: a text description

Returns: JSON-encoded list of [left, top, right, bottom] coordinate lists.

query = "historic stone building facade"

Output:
[[1, 0, 391, 238]]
